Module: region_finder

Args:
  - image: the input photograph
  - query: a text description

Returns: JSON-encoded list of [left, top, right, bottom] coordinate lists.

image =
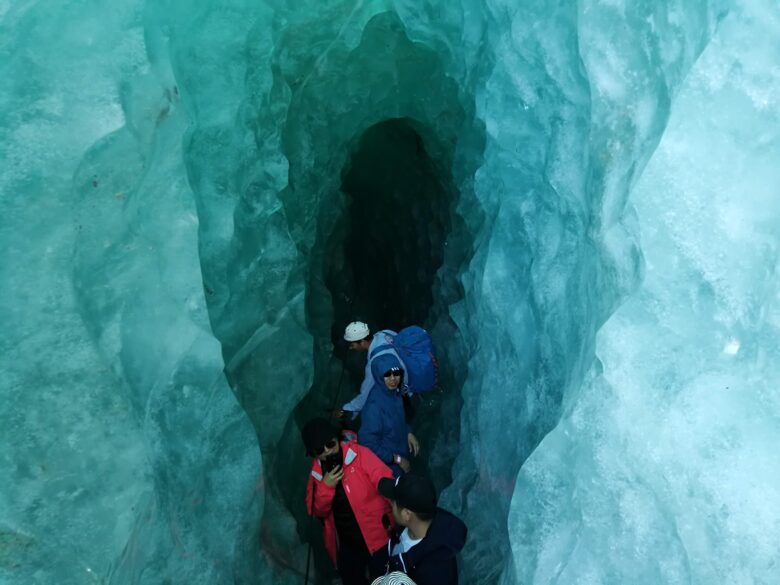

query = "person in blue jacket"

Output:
[[338, 321, 403, 420], [359, 352, 420, 477]]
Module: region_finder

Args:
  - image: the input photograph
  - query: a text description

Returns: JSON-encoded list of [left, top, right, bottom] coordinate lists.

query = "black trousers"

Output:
[[336, 541, 385, 585]]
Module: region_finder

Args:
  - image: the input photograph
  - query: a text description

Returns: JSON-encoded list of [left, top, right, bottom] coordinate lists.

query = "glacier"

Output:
[[1, 0, 778, 584]]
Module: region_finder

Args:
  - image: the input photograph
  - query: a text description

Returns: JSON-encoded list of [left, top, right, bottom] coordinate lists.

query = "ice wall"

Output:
[[430, 1, 727, 580], [506, 2, 780, 582], [0, 2, 265, 583], [2, 0, 777, 584]]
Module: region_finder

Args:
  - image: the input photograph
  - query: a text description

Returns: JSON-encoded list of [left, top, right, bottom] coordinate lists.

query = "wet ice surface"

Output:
[[1, 0, 778, 584], [505, 2, 780, 583]]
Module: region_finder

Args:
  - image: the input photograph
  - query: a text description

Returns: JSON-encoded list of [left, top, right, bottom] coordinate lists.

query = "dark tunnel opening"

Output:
[[325, 117, 457, 455], [332, 117, 451, 332]]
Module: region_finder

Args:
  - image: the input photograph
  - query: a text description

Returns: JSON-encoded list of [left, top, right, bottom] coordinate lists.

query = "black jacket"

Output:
[[377, 508, 467, 585]]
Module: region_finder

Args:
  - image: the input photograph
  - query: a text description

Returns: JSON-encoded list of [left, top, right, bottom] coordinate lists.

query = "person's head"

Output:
[[370, 353, 404, 391], [378, 473, 437, 526], [383, 367, 403, 391], [344, 321, 371, 352], [301, 418, 340, 462]]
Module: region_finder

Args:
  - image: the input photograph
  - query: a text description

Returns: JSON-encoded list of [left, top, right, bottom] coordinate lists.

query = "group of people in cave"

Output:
[[302, 321, 467, 585]]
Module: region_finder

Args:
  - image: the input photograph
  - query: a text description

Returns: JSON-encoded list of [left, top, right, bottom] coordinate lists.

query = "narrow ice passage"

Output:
[[1, 1, 779, 585]]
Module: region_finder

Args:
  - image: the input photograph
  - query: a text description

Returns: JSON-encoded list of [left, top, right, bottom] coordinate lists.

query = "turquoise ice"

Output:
[[1, 0, 778, 584]]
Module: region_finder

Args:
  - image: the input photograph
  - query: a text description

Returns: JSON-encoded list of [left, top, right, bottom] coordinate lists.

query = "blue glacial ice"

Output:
[[0, 0, 778, 584], [505, 3, 780, 583]]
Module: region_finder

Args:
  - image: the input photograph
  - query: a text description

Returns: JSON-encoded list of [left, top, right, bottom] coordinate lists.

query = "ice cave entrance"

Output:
[[239, 13, 483, 577], [330, 117, 452, 331]]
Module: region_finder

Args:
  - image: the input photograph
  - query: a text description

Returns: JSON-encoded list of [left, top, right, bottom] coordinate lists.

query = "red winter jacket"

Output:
[[305, 434, 394, 565]]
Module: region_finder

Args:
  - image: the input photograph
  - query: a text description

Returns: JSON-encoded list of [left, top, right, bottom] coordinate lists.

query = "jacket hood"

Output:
[[370, 352, 404, 387]]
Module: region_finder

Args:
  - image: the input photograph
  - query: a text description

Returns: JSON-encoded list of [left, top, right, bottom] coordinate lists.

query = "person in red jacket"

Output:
[[303, 418, 395, 584]]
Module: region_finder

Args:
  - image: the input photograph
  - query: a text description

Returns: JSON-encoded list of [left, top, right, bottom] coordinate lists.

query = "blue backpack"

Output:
[[371, 326, 438, 393]]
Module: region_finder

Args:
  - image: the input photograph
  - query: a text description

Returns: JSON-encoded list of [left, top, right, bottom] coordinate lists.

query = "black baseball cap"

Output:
[[301, 418, 339, 455], [378, 473, 437, 514]]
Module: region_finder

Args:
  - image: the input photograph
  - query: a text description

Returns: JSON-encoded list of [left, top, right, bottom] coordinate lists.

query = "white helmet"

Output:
[[344, 321, 370, 342]]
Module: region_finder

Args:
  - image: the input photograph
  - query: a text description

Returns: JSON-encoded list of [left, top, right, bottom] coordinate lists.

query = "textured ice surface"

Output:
[[505, 2, 780, 583], [1, 0, 778, 584], [0, 2, 264, 583]]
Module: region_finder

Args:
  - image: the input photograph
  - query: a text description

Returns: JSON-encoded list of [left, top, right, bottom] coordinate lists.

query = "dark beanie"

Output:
[[301, 418, 339, 454]]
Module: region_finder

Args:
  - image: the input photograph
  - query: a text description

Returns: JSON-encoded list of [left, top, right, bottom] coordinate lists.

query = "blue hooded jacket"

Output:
[[359, 353, 409, 468]]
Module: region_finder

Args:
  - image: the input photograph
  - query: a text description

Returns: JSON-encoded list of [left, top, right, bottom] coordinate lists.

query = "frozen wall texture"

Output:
[[0, 1, 267, 584], [506, 2, 780, 582], [1, 0, 778, 584]]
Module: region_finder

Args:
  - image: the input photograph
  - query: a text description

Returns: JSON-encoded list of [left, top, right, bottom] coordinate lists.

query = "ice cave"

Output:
[[1, 0, 779, 584]]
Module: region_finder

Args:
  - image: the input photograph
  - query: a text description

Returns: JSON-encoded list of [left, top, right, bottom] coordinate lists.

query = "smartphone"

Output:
[[321, 451, 341, 474]]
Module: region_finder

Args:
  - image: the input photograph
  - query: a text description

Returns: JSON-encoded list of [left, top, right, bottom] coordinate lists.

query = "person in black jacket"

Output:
[[376, 473, 467, 585]]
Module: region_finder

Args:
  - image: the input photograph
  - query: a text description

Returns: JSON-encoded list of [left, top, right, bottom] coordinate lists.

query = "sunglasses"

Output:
[[383, 368, 403, 378], [312, 438, 338, 457]]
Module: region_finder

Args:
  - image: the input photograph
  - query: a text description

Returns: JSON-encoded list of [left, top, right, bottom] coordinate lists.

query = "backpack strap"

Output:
[[369, 343, 395, 360], [368, 344, 408, 381]]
